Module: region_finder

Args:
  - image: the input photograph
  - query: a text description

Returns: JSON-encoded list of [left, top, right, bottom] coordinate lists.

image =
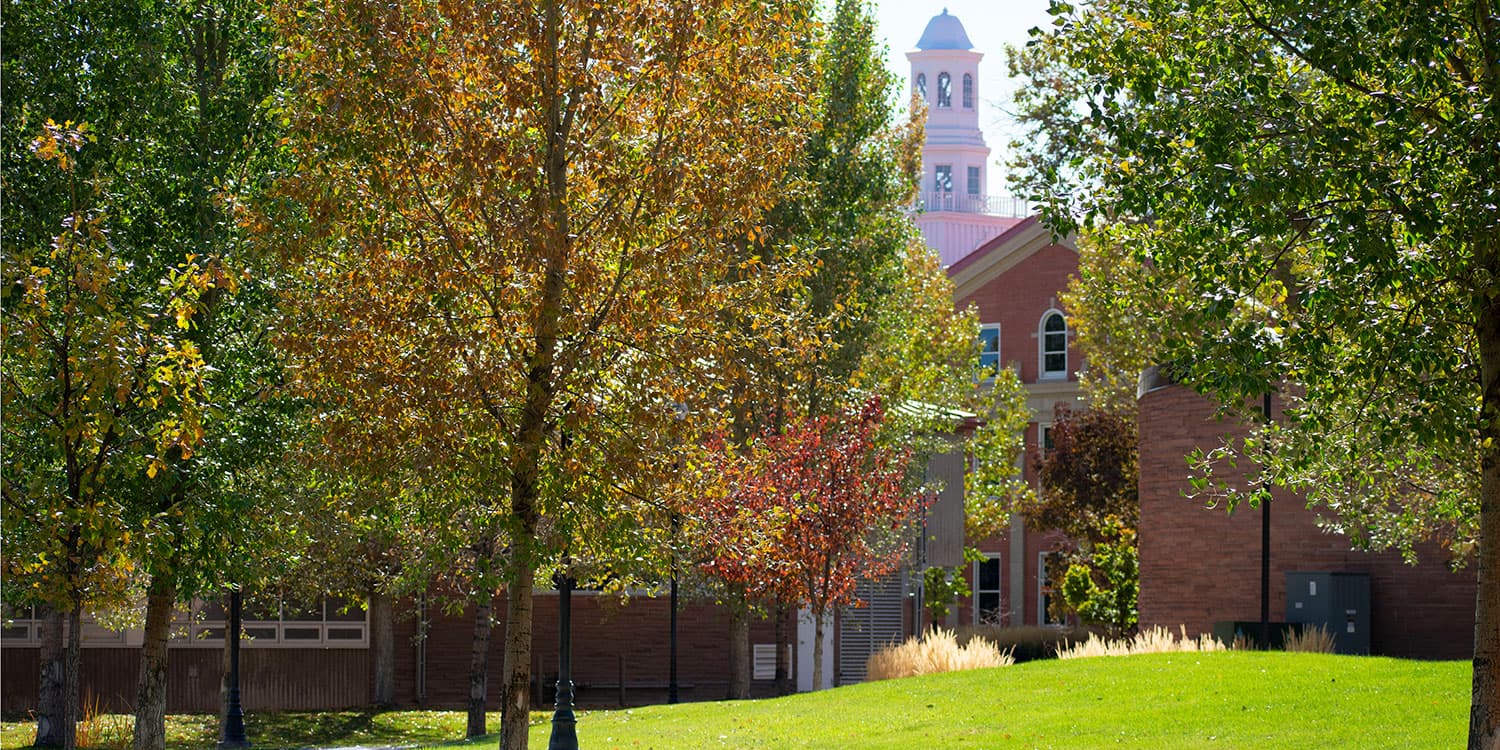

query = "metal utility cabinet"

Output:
[[1285, 571, 1371, 655]]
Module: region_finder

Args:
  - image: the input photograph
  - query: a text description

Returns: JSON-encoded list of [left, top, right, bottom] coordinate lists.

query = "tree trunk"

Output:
[[499, 534, 535, 750], [370, 587, 395, 707], [466, 589, 493, 738], [63, 607, 81, 750], [727, 603, 750, 699], [810, 605, 825, 693], [1471, 236, 1500, 750], [773, 598, 791, 696], [34, 605, 65, 747], [133, 577, 176, 750]]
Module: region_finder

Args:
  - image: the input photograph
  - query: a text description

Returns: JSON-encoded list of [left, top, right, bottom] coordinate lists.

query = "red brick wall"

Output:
[[1, 594, 784, 714], [393, 593, 785, 709], [956, 244, 1080, 384], [1137, 384, 1476, 659]]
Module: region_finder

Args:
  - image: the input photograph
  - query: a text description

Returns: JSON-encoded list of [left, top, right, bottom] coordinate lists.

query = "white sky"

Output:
[[870, 1, 1057, 187]]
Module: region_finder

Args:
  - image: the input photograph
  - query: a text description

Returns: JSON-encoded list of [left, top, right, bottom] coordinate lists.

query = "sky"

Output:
[[870, 1, 1056, 186]]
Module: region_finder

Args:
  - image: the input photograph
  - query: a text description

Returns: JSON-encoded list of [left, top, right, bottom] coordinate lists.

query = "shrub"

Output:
[[1283, 625, 1337, 654], [866, 627, 1013, 681], [1057, 625, 1225, 659], [956, 624, 1097, 663], [75, 689, 130, 750]]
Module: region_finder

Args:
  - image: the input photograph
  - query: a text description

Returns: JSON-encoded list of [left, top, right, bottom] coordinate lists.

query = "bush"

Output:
[[1283, 625, 1337, 654], [956, 624, 1097, 663], [1057, 625, 1226, 659], [866, 627, 1013, 681]]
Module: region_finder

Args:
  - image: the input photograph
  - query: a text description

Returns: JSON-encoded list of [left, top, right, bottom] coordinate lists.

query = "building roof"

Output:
[[915, 9, 974, 51]]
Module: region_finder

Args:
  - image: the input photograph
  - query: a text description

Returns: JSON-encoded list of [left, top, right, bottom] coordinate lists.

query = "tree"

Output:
[[270, 1, 816, 746], [692, 398, 926, 692], [1, 122, 214, 750], [5, 3, 289, 747], [1011, 1, 1500, 744]]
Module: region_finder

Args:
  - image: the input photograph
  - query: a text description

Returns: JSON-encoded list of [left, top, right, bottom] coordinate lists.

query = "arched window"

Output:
[[962, 74, 974, 108], [915, 73, 927, 100], [937, 72, 952, 108], [1040, 311, 1067, 378]]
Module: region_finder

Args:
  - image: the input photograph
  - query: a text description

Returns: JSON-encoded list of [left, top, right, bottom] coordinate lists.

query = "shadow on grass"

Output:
[[249, 710, 381, 748]]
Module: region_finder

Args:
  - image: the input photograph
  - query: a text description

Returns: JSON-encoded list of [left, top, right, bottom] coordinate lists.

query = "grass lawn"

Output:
[[1, 652, 1466, 749]]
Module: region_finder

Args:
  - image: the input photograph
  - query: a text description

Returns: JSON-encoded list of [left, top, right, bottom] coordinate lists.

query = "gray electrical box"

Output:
[[1285, 572, 1370, 655]]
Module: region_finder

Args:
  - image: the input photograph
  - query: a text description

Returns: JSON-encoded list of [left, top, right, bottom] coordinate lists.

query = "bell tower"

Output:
[[908, 9, 1023, 265]]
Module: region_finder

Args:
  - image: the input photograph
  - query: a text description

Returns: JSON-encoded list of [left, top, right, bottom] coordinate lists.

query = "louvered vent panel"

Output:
[[837, 573, 906, 685]]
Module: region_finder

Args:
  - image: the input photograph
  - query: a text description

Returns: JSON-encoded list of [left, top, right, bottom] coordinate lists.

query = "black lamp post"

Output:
[[668, 512, 680, 704], [218, 589, 250, 749], [668, 402, 688, 705], [1259, 392, 1273, 650], [548, 572, 578, 750]]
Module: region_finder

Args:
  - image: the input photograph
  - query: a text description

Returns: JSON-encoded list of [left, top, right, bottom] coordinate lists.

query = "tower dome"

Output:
[[915, 9, 973, 51]]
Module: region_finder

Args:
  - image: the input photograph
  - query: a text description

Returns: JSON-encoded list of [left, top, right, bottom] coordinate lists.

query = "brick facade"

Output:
[[0, 593, 786, 714], [947, 218, 1085, 628], [1137, 383, 1476, 659]]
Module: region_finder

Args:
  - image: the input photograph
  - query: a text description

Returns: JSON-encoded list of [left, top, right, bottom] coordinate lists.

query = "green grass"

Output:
[[1, 652, 1467, 749]]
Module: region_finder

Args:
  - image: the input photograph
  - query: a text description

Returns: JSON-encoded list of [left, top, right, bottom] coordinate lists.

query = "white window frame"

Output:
[[172, 596, 369, 649], [973, 554, 1003, 625], [962, 73, 975, 109], [966, 166, 982, 196], [3, 604, 139, 648], [1038, 310, 1068, 380], [934, 164, 953, 194], [978, 323, 1001, 379], [915, 73, 927, 100], [937, 72, 952, 108]]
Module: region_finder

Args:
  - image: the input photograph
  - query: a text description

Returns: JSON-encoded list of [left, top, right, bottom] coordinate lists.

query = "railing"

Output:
[[917, 191, 1031, 218]]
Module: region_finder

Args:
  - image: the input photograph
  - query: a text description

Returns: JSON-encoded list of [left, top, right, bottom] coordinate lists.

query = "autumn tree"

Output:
[[1012, 0, 1500, 744], [270, 1, 815, 746], [1031, 406, 1138, 633], [692, 398, 925, 692]]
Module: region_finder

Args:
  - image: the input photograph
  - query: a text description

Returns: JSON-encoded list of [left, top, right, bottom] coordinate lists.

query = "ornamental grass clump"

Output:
[[866, 627, 1013, 681], [1057, 625, 1225, 659], [1284, 625, 1337, 654]]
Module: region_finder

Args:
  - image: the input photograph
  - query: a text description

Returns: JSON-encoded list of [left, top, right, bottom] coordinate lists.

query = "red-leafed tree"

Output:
[[691, 397, 926, 692]]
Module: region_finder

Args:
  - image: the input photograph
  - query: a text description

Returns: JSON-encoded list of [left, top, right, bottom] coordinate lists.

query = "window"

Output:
[[978, 324, 1000, 378], [934, 165, 953, 193], [3, 604, 132, 647], [2, 603, 38, 644], [967, 166, 981, 196], [962, 73, 974, 108], [937, 72, 952, 108], [174, 596, 368, 647], [1039, 552, 1064, 625], [974, 556, 1002, 625], [915, 73, 927, 100], [1040, 311, 1067, 378], [1041, 424, 1055, 456]]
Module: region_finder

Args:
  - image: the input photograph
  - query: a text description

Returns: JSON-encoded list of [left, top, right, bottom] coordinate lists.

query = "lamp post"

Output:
[[668, 512, 680, 704], [548, 571, 578, 750], [1259, 392, 1273, 650], [218, 589, 249, 749], [668, 401, 689, 704]]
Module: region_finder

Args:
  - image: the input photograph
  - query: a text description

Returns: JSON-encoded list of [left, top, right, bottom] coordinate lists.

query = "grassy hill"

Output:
[[518, 651, 1465, 750], [0, 651, 1465, 748]]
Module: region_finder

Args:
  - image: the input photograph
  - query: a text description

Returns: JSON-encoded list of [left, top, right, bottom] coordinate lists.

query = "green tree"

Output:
[[1012, 0, 1500, 744], [3, 2, 291, 747]]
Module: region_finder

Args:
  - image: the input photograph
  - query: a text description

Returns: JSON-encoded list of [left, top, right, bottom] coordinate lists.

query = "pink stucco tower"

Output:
[[908, 9, 1025, 266]]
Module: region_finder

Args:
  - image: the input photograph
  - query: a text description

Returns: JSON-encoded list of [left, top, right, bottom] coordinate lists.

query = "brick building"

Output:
[[1136, 380, 1477, 659], [1, 595, 785, 713]]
